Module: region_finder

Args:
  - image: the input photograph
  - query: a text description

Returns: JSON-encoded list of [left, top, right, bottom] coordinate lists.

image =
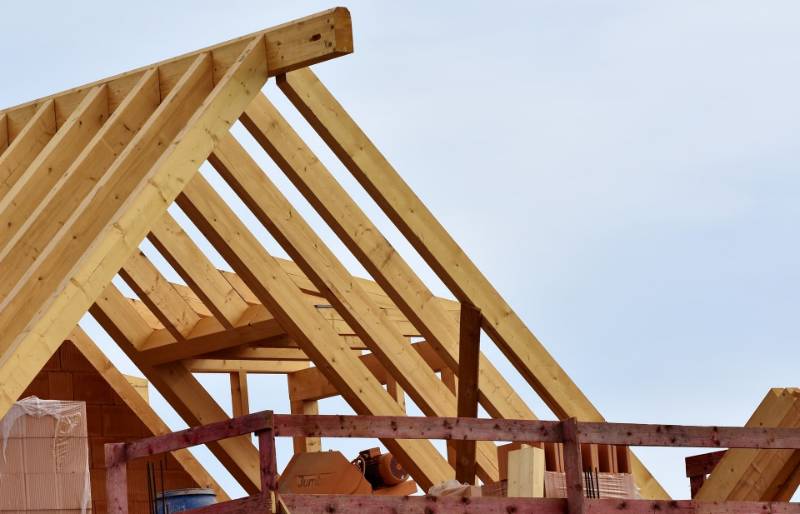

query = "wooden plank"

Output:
[[287, 380, 321, 454], [0, 51, 213, 329], [0, 8, 352, 129], [105, 443, 129, 514], [177, 174, 454, 490], [0, 86, 108, 253], [287, 341, 447, 402], [507, 446, 545, 497], [273, 414, 562, 442], [0, 99, 56, 202], [125, 410, 273, 459], [68, 327, 229, 499], [90, 285, 263, 493], [209, 132, 499, 482], [149, 212, 250, 327], [137, 304, 284, 364], [231, 372, 250, 417], [0, 69, 160, 295], [281, 496, 800, 514], [245, 89, 533, 423], [0, 114, 7, 155], [0, 37, 268, 422], [455, 302, 481, 484], [258, 428, 278, 493], [277, 68, 669, 500], [186, 359, 308, 373], [204, 346, 309, 361], [119, 251, 202, 339], [686, 450, 727, 478], [563, 418, 586, 514], [696, 388, 800, 501]]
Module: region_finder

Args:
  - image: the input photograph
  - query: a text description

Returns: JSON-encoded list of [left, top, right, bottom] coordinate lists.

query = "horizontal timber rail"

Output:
[[106, 411, 800, 514]]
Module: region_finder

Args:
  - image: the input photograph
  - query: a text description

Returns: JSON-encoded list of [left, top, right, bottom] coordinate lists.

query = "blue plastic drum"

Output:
[[155, 488, 216, 513]]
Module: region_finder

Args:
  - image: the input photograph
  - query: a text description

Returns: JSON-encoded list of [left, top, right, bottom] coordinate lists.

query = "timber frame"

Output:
[[107, 411, 800, 513], [0, 5, 792, 507]]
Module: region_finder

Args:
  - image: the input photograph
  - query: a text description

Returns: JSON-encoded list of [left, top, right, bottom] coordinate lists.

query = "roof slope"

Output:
[[0, 8, 667, 497]]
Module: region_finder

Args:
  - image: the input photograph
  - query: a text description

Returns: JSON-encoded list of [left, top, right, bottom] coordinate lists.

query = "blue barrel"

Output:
[[155, 488, 216, 513]]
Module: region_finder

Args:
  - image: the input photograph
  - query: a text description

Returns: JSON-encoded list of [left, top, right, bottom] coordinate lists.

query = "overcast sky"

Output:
[[2, 0, 799, 500]]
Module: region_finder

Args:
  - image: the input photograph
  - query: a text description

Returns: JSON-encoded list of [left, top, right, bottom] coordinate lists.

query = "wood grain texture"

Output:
[[278, 67, 669, 500]]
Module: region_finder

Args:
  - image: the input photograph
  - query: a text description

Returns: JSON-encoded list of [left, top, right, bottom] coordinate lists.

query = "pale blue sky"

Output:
[[2, 0, 799, 500]]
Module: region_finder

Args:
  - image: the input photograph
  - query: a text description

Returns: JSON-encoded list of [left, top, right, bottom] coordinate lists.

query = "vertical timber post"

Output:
[[562, 417, 586, 514], [258, 411, 278, 511], [455, 302, 481, 484], [105, 442, 129, 514]]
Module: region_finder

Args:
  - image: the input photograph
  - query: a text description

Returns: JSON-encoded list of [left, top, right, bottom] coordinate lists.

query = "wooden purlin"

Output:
[[90, 284, 263, 493], [242, 92, 534, 422], [0, 8, 353, 138], [277, 68, 669, 499], [185, 359, 309, 374], [287, 340, 449, 402], [208, 132, 499, 482], [176, 173, 454, 490], [0, 35, 269, 418]]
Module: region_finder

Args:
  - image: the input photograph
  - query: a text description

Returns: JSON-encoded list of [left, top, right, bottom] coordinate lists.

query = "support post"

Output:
[[562, 418, 586, 514], [230, 371, 250, 417], [105, 442, 129, 514], [258, 420, 278, 493], [455, 302, 481, 484]]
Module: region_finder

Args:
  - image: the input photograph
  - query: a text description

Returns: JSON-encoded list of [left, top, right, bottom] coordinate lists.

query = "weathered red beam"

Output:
[[282, 495, 566, 513], [273, 414, 800, 450], [586, 499, 800, 513], [272, 414, 563, 442], [279, 496, 800, 514], [125, 411, 273, 459], [181, 495, 262, 514], [577, 422, 800, 449], [685, 450, 727, 477]]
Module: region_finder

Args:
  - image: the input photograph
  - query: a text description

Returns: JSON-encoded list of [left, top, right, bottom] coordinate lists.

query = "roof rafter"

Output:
[[0, 86, 108, 250], [177, 172, 454, 490], [0, 34, 268, 417], [90, 284, 263, 493], [210, 131, 499, 482]]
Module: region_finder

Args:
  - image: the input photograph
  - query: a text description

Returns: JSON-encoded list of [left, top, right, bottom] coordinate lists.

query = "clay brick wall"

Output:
[[19, 342, 199, 513]]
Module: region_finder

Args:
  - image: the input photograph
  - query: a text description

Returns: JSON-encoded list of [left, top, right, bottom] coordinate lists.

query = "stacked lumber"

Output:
[[489, 442, 634, 498], [498, 441, 630, 476], [695, 388, 800, 501]]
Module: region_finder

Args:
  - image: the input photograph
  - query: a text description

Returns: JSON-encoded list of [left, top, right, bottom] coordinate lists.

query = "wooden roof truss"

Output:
[[0, 7, 678, 497]]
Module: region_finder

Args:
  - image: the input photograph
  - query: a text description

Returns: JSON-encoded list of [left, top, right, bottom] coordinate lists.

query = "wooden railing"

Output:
[[106, 411, 800, 513]]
